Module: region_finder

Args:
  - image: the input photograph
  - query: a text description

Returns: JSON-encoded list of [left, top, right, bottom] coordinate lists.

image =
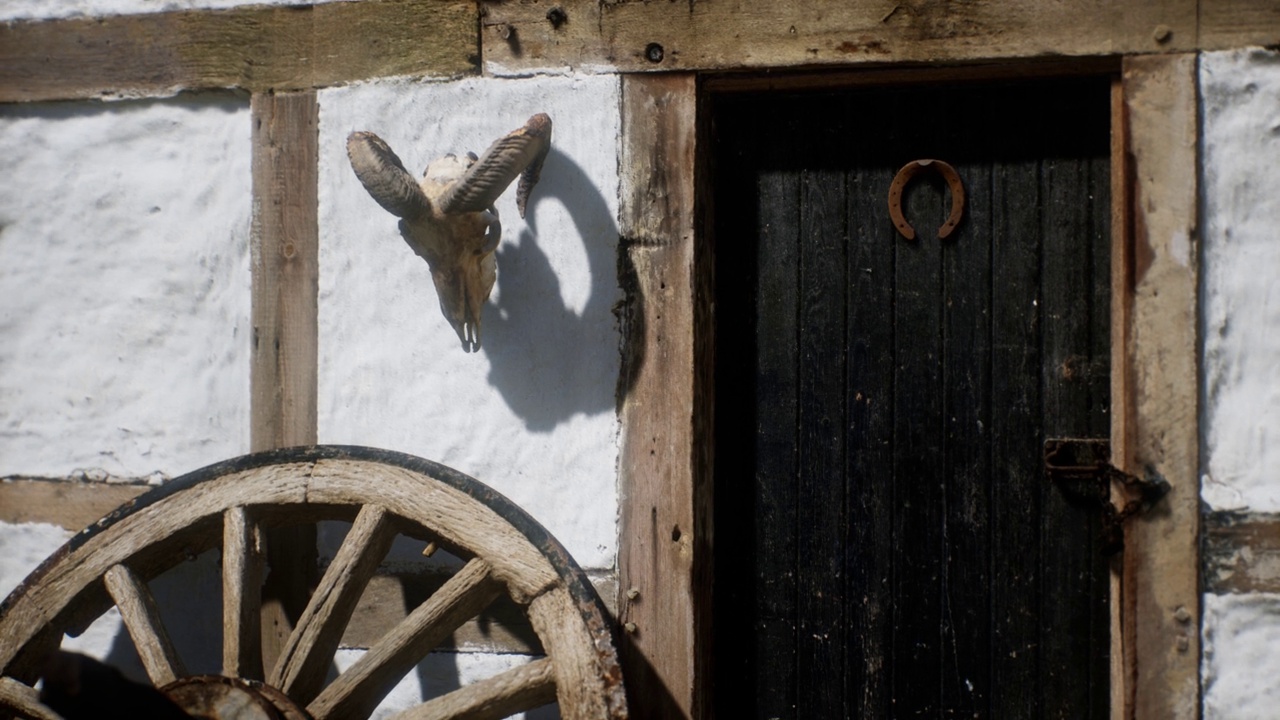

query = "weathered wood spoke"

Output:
[[269, 504, 398, 705], [0, 676, 62, 720], [103, 564, 186, 687], [308, 558, 503, 720], [390, 657, 557, 720], [222, 505, 265, 680]]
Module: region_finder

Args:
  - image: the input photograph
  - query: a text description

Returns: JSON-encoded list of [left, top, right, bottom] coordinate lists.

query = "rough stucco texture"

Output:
[[1200, 47, 1280, 720], [317, 75, 622, 572], [0, 0, 332, 21], [1203, 593, 1280, 719], [1201, 47, 1280, 513], [0, 97, 252, 480]]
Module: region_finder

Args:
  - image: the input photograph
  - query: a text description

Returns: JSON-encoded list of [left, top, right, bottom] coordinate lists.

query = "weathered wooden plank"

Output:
[[390, 657, 557, 720], [616, 73, 699, 720], [308, 558, 502, 720], [890, 88, 946, 718], [0, 479, 148, 530], [1122, 53, 1200, 720], [480, 0, 1200, 75], [222, 506, 265, 679], [1204, 512, 1280, 594], [251, 88, 322, 679], [843, 119, 896, 720], [795, 156, 847, 716], [1109, 75, 1135, 720], [938, 100, 994, 719], [0, 677, 60, 720], [104, 563, 187, 686], [1200, 0, 1280, 49], [0, 0, 477, 102], [270, 504, 397, 705]]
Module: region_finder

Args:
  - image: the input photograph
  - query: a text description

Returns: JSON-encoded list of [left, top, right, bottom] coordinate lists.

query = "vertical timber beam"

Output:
[[617, 73, 702, 720], [1109, 76, 1135, 720], [250, 89, 320, 675], [1121, 55, 1200, 719]]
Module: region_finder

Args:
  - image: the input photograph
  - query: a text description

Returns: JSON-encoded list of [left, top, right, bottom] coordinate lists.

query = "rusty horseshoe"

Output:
[[887, 159, 966, 240]]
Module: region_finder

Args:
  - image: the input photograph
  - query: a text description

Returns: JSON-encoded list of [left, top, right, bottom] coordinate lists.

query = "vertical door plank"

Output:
[[844, 151, 897, 718], [250, 89, 320, 674], [939, 121, 994, 716], [752, 162, 802, 714], [890, 90, 946, 717], [1039, 152, 1100, 718], [988, 152, 1044, 719], [795, 151, 848, 716]]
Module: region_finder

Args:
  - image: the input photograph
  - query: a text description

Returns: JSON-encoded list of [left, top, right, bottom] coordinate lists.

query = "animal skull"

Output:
[[346, 114, 552, 352]]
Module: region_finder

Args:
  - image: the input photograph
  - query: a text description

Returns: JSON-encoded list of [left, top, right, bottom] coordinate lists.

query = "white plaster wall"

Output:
[[0, 0, 331, 22], [0, 97, 252, 480], [1200, 47, 1280, 720], [1203, 593, 1280, 719], [317, 75, 622, 572], [1201, 47, 1280, 514]]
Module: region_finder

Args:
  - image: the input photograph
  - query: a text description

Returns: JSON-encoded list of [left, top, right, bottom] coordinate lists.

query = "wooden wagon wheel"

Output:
[[0, 446, 627, 720]]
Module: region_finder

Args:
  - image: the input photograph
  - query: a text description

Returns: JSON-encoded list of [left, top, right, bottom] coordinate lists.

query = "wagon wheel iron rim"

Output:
[[0, 445, 627, 720]]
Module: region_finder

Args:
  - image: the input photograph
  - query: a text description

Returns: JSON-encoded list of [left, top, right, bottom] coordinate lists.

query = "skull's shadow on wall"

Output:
[[482, 146, 643, 432]]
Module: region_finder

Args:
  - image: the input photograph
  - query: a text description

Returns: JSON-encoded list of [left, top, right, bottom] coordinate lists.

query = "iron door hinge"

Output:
[[1044, 438, 1171, 555]]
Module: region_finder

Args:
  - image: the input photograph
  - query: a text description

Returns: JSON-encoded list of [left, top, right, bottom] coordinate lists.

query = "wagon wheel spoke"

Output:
[[389, 658, 556, 720], [269, 504, 398, 705], [103, 564, 186, 686], [0, 676, 63, 720], [221, 505, 264, 679], [307, 558, 503, 720]]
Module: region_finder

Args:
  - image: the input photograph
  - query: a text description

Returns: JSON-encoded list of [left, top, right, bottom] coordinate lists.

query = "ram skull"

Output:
[[346, 113, 552, 352]]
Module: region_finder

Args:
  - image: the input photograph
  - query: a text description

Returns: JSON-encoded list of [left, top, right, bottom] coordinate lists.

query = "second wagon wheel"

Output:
[[0, 445, 627, 720]]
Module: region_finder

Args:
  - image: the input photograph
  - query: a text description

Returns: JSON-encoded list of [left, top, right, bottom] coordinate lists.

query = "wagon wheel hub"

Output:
[[162, 676, 311, 720]]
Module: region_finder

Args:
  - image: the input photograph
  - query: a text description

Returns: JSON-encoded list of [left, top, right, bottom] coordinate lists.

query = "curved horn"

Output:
[[346, 131, 432, 220], [437, 114, 552, 219]]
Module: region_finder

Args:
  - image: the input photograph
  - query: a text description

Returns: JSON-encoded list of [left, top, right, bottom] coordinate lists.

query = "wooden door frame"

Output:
[[615, 56, 1201, 720]]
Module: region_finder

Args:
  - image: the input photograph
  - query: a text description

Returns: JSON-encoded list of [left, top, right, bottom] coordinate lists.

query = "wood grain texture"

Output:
[[0, 677, 60, 720], [1122, 53, 1200, 720], [251, 88, 321, 679], [1203, 512, 1280, 594], [103, 563, 187, 686], [251, 89, 319, 455], [0, 479, 148, 530], [528, 587, 610, 720], [391, 657, 556, 720], [308, 558, 502, 720], [0, 0, 476, 102], [616, 73, 700, 720], [222, 506, 265, 679], [270, 504, 397, 705], [1109, 76, 1135, 720], [478, 0, 1238, 75]]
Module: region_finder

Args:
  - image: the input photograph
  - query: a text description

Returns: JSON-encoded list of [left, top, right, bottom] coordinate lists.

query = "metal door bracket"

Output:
[[1044, 438, 1171, 554]]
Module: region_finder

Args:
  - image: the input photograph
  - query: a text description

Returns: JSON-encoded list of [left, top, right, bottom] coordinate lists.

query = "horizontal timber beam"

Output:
[[1204, 511, 1280, 595], [0, 0, 477, 102], [480, 0, 1280, 75]]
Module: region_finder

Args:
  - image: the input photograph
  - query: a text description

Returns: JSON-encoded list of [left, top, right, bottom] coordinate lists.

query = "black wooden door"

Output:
[[712, 78, 1112, 718]]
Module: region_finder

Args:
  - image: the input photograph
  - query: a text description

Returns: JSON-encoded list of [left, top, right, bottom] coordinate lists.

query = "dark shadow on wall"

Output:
[[481, 147, 643, 432]]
